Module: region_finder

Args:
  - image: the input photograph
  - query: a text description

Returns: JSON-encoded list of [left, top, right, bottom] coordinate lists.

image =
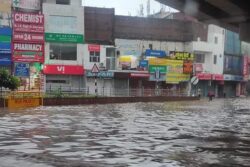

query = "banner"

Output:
[[45, 33, 84, 43], [13, 32, 44, 43], [12, 0, 41, 11], [166, 73, 190, 84], [183, 60, 193, 74], [0, 0, 11, 27], [148, 58, 168, 66], [169, 51, 194, 60]]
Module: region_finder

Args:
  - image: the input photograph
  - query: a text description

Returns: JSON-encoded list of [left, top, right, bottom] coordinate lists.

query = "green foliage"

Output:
[[0, 69, 20, 91]]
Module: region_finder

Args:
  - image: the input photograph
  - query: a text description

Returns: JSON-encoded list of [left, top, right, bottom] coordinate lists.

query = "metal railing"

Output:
[[0, 86, 190, 98]]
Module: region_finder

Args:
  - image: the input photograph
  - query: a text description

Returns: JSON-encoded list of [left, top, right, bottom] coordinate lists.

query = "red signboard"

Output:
[[12, 52, 44, 62], [130, 73, 150, 78], [13, 43, 44, 52], [212, 74, 224, 81], [183, 60, 193, 74], [88, 44, 100, 52], [13, 32, 44, 43], [194, 63, 203, 73], [43, 65, 84, 75], [243, 56, 248, 76], [196, 73, 212, 80], [13, 12, 44, 24], [14, 23, 44, 33]]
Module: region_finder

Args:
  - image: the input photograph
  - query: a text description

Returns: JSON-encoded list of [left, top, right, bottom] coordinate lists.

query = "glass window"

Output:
[[213, 55, 217, 64], [195, 54, 205, 63], [50, 43, 77, 60], [56, 0, 70, 5], [214, 36, 218, 44], [90, 51, 100, 62], [48, 16, 77, 33]]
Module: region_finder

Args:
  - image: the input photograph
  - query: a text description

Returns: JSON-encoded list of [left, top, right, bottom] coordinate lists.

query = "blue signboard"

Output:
[[139, 60, 148, 67], [224, 74, 243, 81], [145, 49, 167, 57], [0, 54, 11, 65], [86, 70, 114, 78], [0, 27, 12, 36], [0, 43, 11, 54], [15, 63, 30, 77]]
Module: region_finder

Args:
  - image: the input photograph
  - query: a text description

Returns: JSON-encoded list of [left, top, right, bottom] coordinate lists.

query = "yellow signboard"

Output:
[[166, 73, 190, 84], [8, 98, 41, 109], [0, 0, 11, 13], [148, 58, 168, 66]]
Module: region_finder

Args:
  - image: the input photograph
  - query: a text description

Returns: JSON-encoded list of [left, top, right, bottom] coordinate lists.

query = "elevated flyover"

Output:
[[156, 0, 250, 42]]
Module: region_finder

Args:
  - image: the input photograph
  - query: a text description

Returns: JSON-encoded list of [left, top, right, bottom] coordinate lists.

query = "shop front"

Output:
[[86, 70, 114, 96], [223, 74, 244, 97], [43, 65, 85, 92]]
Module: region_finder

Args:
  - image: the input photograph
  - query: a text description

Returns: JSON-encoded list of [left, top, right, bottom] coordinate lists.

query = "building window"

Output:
[[106, 48, 116, 70], [56, 0, 70, 5], [214, 36, 218, 44], [50, 43, 77, 60], [90, 51, 100, 62], [149, 44, 153, 50], [195, 54, 205, 63], [213, 55, 217, 64]]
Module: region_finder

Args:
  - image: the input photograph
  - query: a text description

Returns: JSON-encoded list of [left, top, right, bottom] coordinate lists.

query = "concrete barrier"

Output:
[[43, 96, 199, 106]]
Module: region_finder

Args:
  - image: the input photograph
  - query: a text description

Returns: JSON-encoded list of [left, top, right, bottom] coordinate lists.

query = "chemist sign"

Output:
[[14, 63, 30, 77]]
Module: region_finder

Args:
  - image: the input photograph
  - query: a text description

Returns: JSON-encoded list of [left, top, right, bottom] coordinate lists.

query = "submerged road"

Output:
[[0, 98, 250, 167]]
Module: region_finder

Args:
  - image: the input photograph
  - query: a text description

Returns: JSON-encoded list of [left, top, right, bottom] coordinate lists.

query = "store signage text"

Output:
[[170, 51, 194, 60], [13, 51, 43, 62], [149, 65, 167, 73], [13, 12, 44, 24], [13, 43, 43, 52], [145, 49, 167, 58], [13, 32, 44, 42], [45, 33, 84, 43], [86, 70, 114, 78], [88, 44, 100, 52], [43, 65, 84, 75], [14, 23, 44, 33], [14, 63, 30, 77]]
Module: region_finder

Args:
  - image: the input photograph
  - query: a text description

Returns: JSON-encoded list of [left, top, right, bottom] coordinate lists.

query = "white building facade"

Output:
[[42, 0, 85, 92]]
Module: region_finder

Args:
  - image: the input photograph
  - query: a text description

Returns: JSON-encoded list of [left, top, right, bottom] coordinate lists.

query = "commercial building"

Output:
[[43, 0, 85, 92]]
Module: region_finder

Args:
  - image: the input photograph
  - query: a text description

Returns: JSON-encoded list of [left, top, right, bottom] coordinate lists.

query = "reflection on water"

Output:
[[0, 99, 250, 166]]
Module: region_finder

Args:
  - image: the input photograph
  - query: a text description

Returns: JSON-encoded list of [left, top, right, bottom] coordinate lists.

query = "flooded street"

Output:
[[0, 99, 250, 167]]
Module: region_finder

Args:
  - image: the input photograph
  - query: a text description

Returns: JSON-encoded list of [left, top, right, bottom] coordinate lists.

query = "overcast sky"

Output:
[[82, 0, 177, 16]]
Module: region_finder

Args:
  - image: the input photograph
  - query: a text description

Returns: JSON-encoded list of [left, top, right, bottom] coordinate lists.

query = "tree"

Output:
[[0, 69, 20, 97]]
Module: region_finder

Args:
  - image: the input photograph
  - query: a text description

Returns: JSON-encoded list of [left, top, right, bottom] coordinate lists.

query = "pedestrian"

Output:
[[198, 88, 201, 98], [208, 91, 213, 101]]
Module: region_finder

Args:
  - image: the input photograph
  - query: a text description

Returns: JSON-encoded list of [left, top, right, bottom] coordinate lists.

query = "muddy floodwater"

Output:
[[0, 98, 250, 167]]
